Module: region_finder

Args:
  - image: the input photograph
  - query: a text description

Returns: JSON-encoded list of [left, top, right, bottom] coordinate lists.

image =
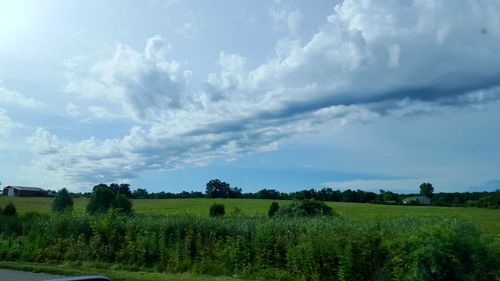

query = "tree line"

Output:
[[63, 180, 499, 209]]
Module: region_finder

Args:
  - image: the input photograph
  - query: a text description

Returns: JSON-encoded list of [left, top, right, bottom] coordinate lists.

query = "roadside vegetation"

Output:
[[0, 202, 498, 280], [0, 180, 499, 280]]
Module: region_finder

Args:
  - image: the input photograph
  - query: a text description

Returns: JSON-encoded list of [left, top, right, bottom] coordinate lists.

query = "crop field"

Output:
[[0, 196, 499, 280], [0, 196, 499, 235]]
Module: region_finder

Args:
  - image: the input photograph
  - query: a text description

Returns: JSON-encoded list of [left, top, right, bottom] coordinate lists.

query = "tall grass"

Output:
[[0, 212, 498, 281]]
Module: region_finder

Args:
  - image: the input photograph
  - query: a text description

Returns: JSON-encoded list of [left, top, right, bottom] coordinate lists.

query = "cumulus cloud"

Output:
[[66, 35, 192, 122], [34, 0, 500, 186], [0, 85, 43, 108], [271, 7, 303, 35], [65, 102, 81, 118], [175, 22, 198, 39], [0, 110, 16, 139]]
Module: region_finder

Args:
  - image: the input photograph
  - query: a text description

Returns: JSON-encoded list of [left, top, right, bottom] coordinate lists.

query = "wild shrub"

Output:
[[274, 200, 333, 217], [3, 202, 17, 217], [0, 213, 497, 281], [230, 206, 242, 216], [209, 203, 225, 217], [111, 193, 133, 214], [87, 186, 133, 214], [52, 188, 74, 213], [86, 186, 115, 214], [268, 202, 279, 217]]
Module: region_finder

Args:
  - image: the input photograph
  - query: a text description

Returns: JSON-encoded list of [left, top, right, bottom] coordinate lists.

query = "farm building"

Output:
[[2, 186, 48, 197], [402, 195, 431, 205]]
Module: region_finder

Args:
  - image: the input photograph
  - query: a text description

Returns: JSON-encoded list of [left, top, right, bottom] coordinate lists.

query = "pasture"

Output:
[[0, 196, 499, 234]]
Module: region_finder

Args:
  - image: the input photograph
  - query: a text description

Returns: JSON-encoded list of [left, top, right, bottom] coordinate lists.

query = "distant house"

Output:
[[402, 195, 431, 205], [2, 186, 47, 197]]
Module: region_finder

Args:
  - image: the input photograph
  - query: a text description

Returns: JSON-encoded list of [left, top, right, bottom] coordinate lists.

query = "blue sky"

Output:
[[1, 0, 499, 193]]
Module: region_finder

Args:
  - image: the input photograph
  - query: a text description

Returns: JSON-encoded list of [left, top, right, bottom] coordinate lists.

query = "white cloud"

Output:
[[270, 6, 303, 35], [66, 35, 192, 122], [65, 102, 81, 118], [32, 0, 500, 186], [175, 22, 198, 39], [0, 110, 16, 139], [26, 127, 62, 155], [87, 106, 121, 120], [0, 85, 43, 108]]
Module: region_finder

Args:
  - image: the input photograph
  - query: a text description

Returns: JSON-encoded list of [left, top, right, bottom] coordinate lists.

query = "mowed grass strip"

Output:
[[0, 261, 249, 281], [1, 196, 499, 234]]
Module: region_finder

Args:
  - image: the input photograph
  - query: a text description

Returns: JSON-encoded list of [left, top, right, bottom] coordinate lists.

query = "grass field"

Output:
[[1, 196, 499, 235]]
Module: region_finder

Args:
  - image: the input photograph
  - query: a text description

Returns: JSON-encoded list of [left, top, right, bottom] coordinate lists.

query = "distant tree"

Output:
[[268, 202, 280, 217], [209, 203, 225, 217], [0, 205, 3, 216], [110, 183, 132, 197], [132, 188, 149, 199], [205, 179, 241, 198], [52, 188, 74, 213], [420, 183, 434, 198], [380, 190, 399, 202], [93, 183, 109, 192], [111, 193, 133, 214], [257, 189, 282, 200], [86, 185, 115, 214], [3, 202, 17, 217]]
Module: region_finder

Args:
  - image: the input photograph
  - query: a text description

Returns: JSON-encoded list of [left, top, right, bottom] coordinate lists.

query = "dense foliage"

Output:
[[71, 180, 499, 208], [52, 188, 74, 213], [0, 212, 497, 281], [86, 184, 133, 214], [268, 202, 280, 217], [2, 202, 17, 217], [419, 183, 434, 198], [209, 203, 225, 217], [275, 200, 333, 217], [205, 179, 242, 198]]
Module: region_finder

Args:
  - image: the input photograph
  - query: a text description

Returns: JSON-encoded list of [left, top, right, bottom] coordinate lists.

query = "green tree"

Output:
[[3, 202, 17, 217], [111, 193, 133, 214], [132, 188, 149, 199], [52, 188, 74, 213], [86, 185, 115, 214], [206, 179, 230, 198], [420, 182, 434, 198], [205, 179, 241, 198], [268, 202, 280, 217]]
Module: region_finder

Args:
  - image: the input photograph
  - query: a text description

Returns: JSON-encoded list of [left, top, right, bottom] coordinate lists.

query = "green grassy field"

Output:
[[1, 196, 499, 234]]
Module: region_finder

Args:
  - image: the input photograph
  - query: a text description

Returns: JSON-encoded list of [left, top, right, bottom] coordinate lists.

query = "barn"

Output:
[[2, 186, 48, 197]]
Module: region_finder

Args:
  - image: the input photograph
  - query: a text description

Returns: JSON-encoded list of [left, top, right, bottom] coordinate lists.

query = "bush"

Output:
[[0, 214, 496, 280], [86, 186, 115, 214], [268, 202, 280, 217], [275, 200, 333, 217], [209, 203, 225, 217], [3, 202, 17, 217], [52, 188, 74, 213], [111, 193, 133, 214]]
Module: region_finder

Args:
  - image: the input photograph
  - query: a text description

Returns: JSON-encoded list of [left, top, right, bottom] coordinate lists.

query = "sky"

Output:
[[1, 0, 499, 194]]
